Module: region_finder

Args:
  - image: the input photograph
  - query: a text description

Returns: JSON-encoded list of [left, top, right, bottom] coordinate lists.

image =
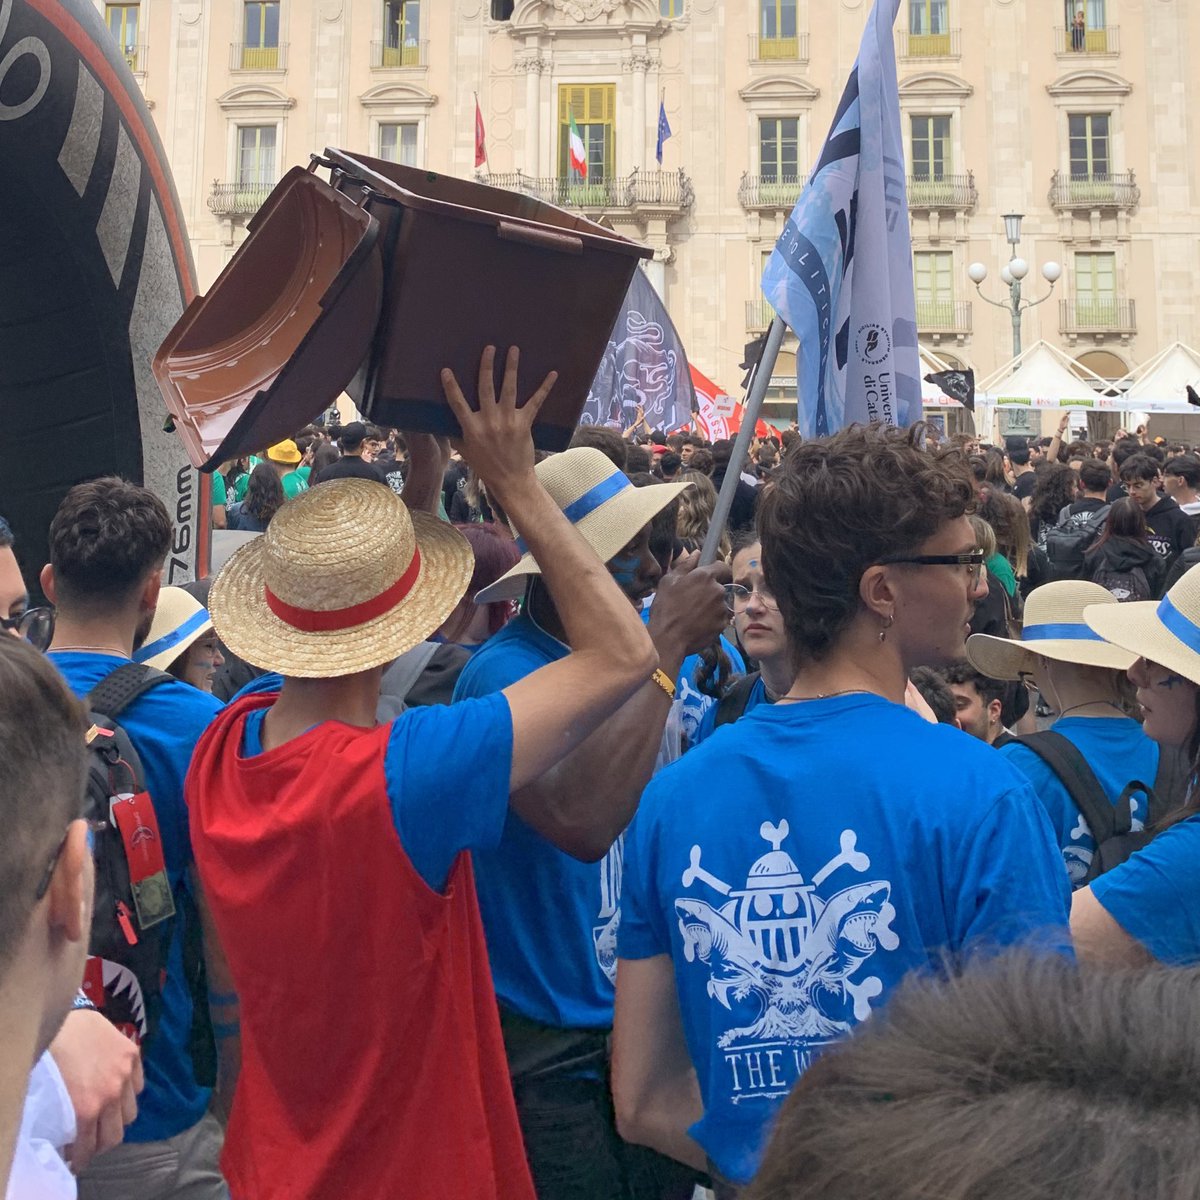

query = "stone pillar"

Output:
[[522, 45, 542, 176], [629, 52, 648, 172]]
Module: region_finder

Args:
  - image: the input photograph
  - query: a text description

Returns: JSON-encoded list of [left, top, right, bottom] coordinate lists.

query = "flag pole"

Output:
[[699, 315, 787, 566]]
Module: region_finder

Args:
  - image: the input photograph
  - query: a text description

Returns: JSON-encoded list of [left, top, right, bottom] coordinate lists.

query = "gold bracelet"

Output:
[[650, 668, 676, 700]]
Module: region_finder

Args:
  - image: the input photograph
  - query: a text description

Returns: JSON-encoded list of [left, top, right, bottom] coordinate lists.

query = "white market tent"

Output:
[[1111, 342, 1200, 413], [978, 340, 1118, 410]]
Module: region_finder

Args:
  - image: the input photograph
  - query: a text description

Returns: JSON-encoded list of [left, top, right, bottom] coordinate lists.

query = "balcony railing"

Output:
[[370, 40, 428, 68], [748, 32, 810, 62], [1054, 26, 1119, 55], [916, 300, 972, 336], [907, 172, 977, 211], [230, 43, 288, 70], [896, 28, 961, 58], [1048, 170, 1139, 211], [738, 173, 807, 211], [486, 170, 694, 213], [1060, 298, 1136, 336], [117, 43, 146, 72], [746, 297, 776, 332], [208, 181, 276, 217]]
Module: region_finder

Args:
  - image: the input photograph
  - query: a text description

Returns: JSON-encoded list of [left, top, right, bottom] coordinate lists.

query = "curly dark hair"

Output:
[[1030, 462, 1079, 528], [757, 425, 975, 662], [48, 476, 171, 609], [244, 463, 285, 524]]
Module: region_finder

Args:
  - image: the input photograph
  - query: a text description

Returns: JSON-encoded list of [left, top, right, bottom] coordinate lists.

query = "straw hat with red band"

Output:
[[473, 446, 692, 604], [208, 479, 473, 678]]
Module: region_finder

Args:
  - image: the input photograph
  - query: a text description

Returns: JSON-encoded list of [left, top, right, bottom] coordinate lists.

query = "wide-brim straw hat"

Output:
[[1084, 562, 1200, 686], [209, 479, 473, 678], [135, 587, 213, 671], [474, 446, 692, 604], [967, 580, 1136, 680]]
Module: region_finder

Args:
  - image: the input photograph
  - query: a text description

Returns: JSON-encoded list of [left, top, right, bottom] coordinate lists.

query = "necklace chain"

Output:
[[51, 645, 130, 658], [778, 687, 874, 704], [1056, 699, 1123, 718]]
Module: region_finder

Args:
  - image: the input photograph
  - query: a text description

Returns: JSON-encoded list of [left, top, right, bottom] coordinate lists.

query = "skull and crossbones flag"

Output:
[[924, 368, 975, 412]]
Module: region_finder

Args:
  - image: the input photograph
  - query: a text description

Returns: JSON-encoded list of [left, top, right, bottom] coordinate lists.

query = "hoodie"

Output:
[[1086, 537, 1167, 599], [1142, 496, 1196, 566]]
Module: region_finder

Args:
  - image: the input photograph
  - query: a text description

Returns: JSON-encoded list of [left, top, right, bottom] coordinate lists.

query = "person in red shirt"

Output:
[[186, 347, 661, 1200]]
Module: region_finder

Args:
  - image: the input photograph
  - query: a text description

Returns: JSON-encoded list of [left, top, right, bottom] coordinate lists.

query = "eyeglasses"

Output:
[[0, 607, 55, 653], [723, 583, 779, 613], [34, 819, 106, 901], [877, 550, 986, 583]]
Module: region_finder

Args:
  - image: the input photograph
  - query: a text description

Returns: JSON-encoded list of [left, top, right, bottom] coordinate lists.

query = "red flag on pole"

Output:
[[689, 365, 771, 441], [474, 94, 488, 169]]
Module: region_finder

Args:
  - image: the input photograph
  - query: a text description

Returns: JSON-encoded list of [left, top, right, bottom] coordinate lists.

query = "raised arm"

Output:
[[443, 348, 658, 822]]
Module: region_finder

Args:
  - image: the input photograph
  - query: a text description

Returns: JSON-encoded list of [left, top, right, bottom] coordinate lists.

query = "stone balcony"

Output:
[[229, 43, 288, 71], [369, 40, 429, 69], [917, 300, 972, 346], [907, 172, 977, 213], [486, 169, 694, 217], [1053, 25, 1120, 56], [1048, 170, 1139, 213], [738, 173, 806, 212], [1060, 298, 1136, 343], [208, 181, 274, 218], [896, 28, 962, 59]]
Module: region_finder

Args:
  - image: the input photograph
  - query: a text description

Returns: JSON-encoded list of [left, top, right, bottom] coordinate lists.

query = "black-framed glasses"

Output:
[[878, 550, 986, 583], [34, 819, 106, 901], [723, 583, 779, 613], [0, 607, 55, 653]]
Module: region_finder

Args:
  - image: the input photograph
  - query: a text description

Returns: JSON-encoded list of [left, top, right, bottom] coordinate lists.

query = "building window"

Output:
[[759, 117, 799, 184], [1065, 1, 1107, 50], [1074, 251, 1116, 325], [909, 0, 950, 56], [759, 0, 798, 59], [237, 125, 277, 203], [910, 114, 951, 180], [105, 4, 140, 70], [1068, 113, 1109, 179], [383, 0, 421, 67], [558, 84, 615, 185], [378, 122, 418, 167], [914, 251, 954, 326], [660, 0, 683, 15], [241, 2, 280, 69]]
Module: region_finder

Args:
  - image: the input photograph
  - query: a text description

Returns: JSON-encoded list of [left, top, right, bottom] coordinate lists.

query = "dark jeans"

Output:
[[501, 1009, 703, 1200]]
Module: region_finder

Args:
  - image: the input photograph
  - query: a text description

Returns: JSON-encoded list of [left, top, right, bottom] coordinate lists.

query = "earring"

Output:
[[879, 614, 895, 643]]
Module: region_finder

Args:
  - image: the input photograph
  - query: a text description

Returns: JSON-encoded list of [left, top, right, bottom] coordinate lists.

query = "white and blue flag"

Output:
[[760, 0, 920, 438]]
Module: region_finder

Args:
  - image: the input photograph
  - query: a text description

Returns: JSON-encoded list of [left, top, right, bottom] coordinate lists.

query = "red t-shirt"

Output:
[[187, 695, 534, 1200]]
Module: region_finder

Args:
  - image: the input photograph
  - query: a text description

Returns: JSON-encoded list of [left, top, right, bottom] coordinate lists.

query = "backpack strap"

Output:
[[715, 672, 761, 729], [1016, 730, 1122, 844], [86, 662, 173, 721]]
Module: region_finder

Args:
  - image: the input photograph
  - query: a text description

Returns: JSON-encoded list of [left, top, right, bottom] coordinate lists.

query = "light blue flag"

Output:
[[760, 0, 920, 439]]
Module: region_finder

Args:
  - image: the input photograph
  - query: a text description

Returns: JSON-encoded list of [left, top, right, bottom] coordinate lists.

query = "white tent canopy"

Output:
[[1111, 342, 1200, 413], [978, 340, 1121, 410]]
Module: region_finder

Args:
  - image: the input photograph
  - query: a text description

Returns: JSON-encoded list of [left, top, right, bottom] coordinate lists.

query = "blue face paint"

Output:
[[608, 553, 641, 590]]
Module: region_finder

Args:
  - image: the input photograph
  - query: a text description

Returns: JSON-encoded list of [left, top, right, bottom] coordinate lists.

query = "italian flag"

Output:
[[568, 112, 587, 178]]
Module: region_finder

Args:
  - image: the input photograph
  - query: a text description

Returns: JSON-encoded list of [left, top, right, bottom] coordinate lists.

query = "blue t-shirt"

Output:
[[453, 613, 622, 1028], [1091, 812, 1200, 965], [239, 692, 513, 892], [619, 693, 1072, 1184], [49, 652, 223, 1143], [638, 602, 745, 746], [998, 717, 1158, 888], [693, 675, 770, 746]]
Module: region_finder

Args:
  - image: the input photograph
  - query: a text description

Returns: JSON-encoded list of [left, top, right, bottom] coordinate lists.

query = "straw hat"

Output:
[[209, 479, 473, 678], [134, 587, 214, 671], [266, 439, 302, 465], [966, 580, 1135, 680], [473, 447, 692, 604], [1084, 563, 1200, 686]]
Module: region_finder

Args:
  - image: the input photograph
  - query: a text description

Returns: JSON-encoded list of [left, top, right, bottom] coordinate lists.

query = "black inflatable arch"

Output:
[[0, 0, 206, 591]]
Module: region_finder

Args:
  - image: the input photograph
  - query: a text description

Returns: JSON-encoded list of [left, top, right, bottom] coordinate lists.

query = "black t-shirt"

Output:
[[312, 456, 389, 487], [1012, 471, 1037, 500]]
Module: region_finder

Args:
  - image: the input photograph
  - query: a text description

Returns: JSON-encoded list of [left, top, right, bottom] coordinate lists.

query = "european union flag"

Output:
[[656, 99, 672, 166]]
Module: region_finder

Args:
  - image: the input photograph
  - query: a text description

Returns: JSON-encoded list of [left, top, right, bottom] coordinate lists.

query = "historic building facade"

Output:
[[111, 0, 1200, 428]]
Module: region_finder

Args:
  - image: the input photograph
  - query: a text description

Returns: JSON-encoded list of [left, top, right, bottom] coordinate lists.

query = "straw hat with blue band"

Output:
[[966, 580, 1136, 681], [474, 447, 692, 604], [135, 587, 215, 671], [1084, 565, 1200, 687]]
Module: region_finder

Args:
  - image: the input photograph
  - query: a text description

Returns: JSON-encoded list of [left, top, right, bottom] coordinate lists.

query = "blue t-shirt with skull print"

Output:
[[618, 692, 1072, 1185], [997, 717, 1159, 889]]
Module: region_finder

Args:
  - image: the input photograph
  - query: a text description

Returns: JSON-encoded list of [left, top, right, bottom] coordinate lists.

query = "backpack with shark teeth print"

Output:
[[79, 663, 178, 1051]]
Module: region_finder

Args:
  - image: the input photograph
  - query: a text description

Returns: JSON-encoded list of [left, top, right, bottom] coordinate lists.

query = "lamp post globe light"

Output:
[[967, 213, 1061, 359]]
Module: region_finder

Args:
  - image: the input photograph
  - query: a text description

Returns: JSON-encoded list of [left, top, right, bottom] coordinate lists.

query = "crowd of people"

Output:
[[1, 354, 1199, 1200]]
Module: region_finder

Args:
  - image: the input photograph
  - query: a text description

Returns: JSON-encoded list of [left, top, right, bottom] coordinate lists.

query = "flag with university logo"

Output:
[[760, 0, 920, 439]]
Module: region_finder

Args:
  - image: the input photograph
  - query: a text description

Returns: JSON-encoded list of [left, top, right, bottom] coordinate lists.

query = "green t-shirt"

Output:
[[281, 470, 308, 500], [211, 472, 227, 507]]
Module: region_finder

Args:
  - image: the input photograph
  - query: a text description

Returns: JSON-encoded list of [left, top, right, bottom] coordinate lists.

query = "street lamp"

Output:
[[968, 213, 1061, 359]]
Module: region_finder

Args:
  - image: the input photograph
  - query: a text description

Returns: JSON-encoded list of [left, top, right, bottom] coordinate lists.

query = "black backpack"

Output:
[[1090, 563, 1154, 603], [1016, 730, 1155, 883], [79, 663, 177, 1050], [1044, 505, 1110, 581], [714, 672, 762, 729]]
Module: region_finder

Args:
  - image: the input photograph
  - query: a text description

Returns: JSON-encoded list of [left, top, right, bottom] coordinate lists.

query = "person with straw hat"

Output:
[[263, 439, 308, 499], [1070, 567, 1200, 967], [452, 444, 730, 1198], [134, 587, 224, 693], [966, 580, 1159, 889], [184, 347, 662, 1200]]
